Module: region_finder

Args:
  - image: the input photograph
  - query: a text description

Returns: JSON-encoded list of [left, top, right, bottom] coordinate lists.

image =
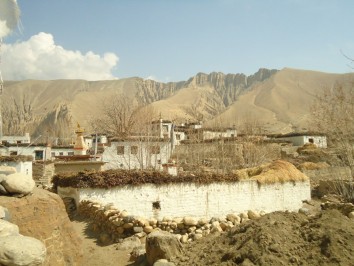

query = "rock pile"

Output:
[[78, 200, 266, 244], [0, 166, 35, 196], [0, 205, 46, 266]]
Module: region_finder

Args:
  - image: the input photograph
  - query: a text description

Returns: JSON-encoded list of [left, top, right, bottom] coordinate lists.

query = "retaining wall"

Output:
[[58, 180, 310, 219]]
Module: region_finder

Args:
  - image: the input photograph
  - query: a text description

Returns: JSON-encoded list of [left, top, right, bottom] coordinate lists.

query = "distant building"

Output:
[[0, 133, 30, 144], [274, 133, 327, 148]]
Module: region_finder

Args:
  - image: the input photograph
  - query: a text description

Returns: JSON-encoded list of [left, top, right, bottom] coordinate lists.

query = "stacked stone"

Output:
[[78, 200, 265, 244]]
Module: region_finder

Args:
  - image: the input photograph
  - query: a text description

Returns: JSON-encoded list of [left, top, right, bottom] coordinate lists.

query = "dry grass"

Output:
[[297, 143, 318, 153], [298, 161, 329, 171], [234, 160, 309, 184]]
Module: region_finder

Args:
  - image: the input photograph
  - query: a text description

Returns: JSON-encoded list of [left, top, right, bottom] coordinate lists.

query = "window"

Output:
[[176, 134, 181, 140], [131, 146, 138, 155], [117, 145, 124, 155], [59, 152, 64, 156], [150, 145, 160, 154], [309, 138, 314, 144], [10, 151, 18, 156], [35, 150, 44, 160], [51, 152, 55, 157], [68, 152, 74, 156], [162, 125, 169, 133], [17, 140, 21, 144]]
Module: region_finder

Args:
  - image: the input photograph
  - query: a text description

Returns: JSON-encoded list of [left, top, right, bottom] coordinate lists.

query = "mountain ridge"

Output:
[[2, 68, 353, 140]]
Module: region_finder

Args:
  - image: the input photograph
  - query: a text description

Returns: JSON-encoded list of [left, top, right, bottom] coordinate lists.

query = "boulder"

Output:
[[1, 173, 35, 195], [154, 259, 176, 266], [0, 235, 46, 266], [0, 184, 8, 195], [0, 219, 19, 237], [146, 231, 183, 265], [226, 213, 241, 224], [0, 166, 16, 176], [349, 211, 354, 219], [116, 236, 141, 251], [130, 245, 146, 263], [183, 217, 198, 226], [0, 206, 11, 221], [248, 210, 261, 220]]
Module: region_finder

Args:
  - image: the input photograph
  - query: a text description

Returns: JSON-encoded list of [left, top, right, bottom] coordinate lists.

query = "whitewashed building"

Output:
[[0, 133, 30, 144], [276, 133, 327, 148], [102, 137, 173, 170]]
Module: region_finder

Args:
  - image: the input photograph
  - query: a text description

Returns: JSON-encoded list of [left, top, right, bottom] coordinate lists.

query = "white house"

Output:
[[50, 146, 75, 158], [0, 144, 51, 161], [275, 133, 327, 148], [102, 137, 173, 170], [0, 155, 33, 178], [0, 133, 30, 144], [151, 119, 174, 139]]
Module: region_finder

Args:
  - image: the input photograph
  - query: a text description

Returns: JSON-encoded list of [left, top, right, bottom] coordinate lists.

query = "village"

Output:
[[1, 115, 353, 265]]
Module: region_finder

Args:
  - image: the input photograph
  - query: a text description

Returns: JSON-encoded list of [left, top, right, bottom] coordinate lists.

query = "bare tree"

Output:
[[1, 96, 38, 135], [91, 94, 143, 137], [311, 83, 354, 177]]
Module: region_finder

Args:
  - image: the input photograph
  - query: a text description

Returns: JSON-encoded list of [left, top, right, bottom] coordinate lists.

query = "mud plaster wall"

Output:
[[58, 180, 310, 219]]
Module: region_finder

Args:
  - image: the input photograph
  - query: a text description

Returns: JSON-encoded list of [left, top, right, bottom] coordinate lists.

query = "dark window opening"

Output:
[[10, 151, 18, 156], [152, 201, 161, 210], [35, 150, 44, 160], [150, 145, 160, 154], [117, 145, 124, 155], [131, 146, 138, 155], [309, 138, 314, 144]]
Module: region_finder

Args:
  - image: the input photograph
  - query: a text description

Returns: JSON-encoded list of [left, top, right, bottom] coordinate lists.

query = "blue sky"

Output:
[[2, 0, 354, 81]]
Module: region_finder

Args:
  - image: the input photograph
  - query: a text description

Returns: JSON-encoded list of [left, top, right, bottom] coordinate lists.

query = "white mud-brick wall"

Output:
[[58, 180, 311, 219]]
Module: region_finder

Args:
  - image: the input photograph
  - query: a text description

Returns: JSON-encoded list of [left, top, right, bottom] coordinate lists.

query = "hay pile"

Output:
[[234, 160, 309, 184], [298, 161, 329, 171], [297, 143, 318, 154]]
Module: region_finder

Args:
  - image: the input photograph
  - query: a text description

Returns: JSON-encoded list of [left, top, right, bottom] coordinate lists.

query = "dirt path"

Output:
[[71, 217, 132, 266]]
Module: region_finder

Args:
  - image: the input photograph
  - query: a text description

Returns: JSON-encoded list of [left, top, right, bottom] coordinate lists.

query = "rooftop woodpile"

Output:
[[52, 160, 308, 189]]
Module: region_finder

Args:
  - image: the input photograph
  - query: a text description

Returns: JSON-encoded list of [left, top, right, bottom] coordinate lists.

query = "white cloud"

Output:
[[0, 0, 20, 38], [1, 32, 119, 80]]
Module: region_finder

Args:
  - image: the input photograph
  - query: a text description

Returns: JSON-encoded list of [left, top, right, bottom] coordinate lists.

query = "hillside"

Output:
[[2, 68, 353, 139], [208, 68, 354, 133]]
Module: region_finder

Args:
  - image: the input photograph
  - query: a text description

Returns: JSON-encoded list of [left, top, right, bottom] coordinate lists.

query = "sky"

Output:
[[1, 0, 354, 82]]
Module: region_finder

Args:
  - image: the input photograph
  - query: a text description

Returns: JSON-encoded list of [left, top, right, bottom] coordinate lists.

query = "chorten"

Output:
[[73, 123, 88, 155]]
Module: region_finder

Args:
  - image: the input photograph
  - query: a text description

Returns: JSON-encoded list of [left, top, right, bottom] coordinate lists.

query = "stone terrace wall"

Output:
[[78, 200, 267, 244], [58, 180, 310, 220]]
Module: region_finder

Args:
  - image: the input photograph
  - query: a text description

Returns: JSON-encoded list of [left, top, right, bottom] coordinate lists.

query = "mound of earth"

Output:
[[173, 209, 354, 266]]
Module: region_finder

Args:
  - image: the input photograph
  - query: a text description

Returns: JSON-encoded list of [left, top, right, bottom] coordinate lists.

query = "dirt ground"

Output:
[[172, 208, 354, 266], [71, 217, 132, 266], [70, 198, 354, 266]]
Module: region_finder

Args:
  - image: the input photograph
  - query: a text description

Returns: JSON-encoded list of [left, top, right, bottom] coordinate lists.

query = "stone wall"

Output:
[[58, 180, 311, 220], [77, 200, 267, 244]]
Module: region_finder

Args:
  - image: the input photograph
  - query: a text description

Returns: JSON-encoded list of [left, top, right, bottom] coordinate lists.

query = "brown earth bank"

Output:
[[172, 209, 354, 266], [0, 188, 83, 266]]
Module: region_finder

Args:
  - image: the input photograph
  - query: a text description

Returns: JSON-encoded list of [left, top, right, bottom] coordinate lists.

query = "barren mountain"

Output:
[[208, 68, 354, 133], [2, 68, 352, 139]]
